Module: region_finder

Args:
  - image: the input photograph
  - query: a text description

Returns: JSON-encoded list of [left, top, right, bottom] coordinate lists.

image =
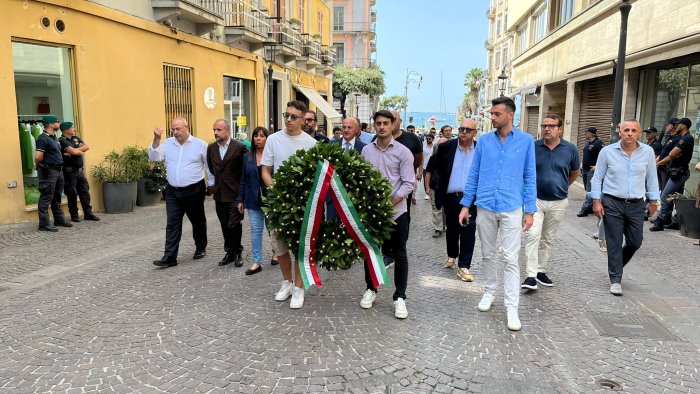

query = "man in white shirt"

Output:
[[149, 117, 209, 268], [261, 101, 317, 309]]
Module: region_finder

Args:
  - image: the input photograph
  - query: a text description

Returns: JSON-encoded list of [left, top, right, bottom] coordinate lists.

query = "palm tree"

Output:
[[463, 68, 487, 116]]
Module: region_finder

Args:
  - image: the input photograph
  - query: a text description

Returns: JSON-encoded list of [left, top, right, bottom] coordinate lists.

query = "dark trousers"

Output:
[[215, 200, 244, 255], [37, 167, 66, 226], [63, 167, 93, 217], [657, 167, 668, 192], [442, 194, 477, 269], [164, 181, 207, 258], [602, 196, 645, 284], [367, 212, 409, 300], [580, 170, 594, 212]]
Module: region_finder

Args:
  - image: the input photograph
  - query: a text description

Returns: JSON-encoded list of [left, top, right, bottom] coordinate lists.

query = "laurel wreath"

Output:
[[263, 143, 395, 270]]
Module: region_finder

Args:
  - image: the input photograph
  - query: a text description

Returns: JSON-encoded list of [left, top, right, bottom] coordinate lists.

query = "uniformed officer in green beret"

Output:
[[35, 115, 71, 232], [59, 122, 100, 222]]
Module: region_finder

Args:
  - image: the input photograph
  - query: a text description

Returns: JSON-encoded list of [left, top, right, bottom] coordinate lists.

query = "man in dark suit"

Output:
[[207, 119, 248, 266], [425, 118, 478, 282], [334, 117, 367, 153]]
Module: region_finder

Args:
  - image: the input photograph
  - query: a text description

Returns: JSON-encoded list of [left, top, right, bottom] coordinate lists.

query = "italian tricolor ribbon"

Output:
[[297, 160, 391, 289]]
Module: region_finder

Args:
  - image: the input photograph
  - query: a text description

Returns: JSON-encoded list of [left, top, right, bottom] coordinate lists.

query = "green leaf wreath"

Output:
[[263, 143, 395, 270]]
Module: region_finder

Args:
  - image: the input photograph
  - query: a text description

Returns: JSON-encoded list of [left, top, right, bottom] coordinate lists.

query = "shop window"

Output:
[[223, 76, 256, 138], [13, 41, 76, 206], [163, 64, 193, 135]]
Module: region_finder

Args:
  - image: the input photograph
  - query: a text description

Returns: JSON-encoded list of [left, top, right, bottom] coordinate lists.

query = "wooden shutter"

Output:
[[576, 75, 615, 154]]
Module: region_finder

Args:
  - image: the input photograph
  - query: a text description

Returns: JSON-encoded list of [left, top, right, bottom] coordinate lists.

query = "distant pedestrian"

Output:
[[58, 122, 100, 222], [436, 125, 453, 146], [207, 119, 248, 267], [577, 127, 603, 217], [644, 126, 662, 156], [360, 110, 415, 319], [35, 115, 71, 232], [302, 110, 330, 143], [428, 118, 479, 282], [590, 119, 660, 296], [237, 126, 271, 275], [389, 110, 423, 216], [150, 118, 208, 268], [332, 126, 342, 142], [521, 114, 579, 291], [458, 96, 536, 331], [422, 132, 435, 201], [655, 118, 680, 192], [424, 154, 445, 237], [262, 101, 317, 309], [237, 131, 251, 150]]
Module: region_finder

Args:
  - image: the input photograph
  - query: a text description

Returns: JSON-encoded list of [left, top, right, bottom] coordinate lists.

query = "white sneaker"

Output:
[[477, 293, 495, 312], [394, 298, 408, 319], [274, 280, 293, 301], [507, 309, 522, 331], [610, 283, 622, 296], [423, 195, 430, 200], [289, 287, 305, 309], [360, 289, 377, 309]]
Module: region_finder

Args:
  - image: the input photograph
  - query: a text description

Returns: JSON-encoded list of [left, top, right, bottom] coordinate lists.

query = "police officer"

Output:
[[59, 122, 100, 222], [35, 115, 71, 232]]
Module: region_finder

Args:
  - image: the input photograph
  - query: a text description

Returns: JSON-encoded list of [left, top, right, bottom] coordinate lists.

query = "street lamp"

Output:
[[610, 0, 631, 143], [497, 68, 509, 96], [354, 93, 361, 118], [403, 69, 422, 126], [263, 36, 278, 132]]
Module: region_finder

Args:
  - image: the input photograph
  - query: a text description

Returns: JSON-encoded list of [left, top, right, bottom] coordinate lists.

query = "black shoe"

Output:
[[84, 214, 100, 221], [234, 253, 243, 267], [432, 230, 443, 238], [218, 253, 233, 266], [245, 265, 262, 275], [664, 222, 680, 230], [193, 249, 206, 260], [70, 216, 82, 222], [54, 221, 73, 227], [383, 255, 394, 269], [270, 258, 279, 266], [576, 211, 589, 217], [649, 221, 664, 232], [38, 225, 59, 232], [153, 256, 178, 267], [536, 272, 554, 287], [521, 277, 537, 290]]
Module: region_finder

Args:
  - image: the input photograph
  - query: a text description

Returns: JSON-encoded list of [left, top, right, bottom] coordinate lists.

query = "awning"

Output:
[[293, 85, 343, 120], [519, 84, 541, 96]]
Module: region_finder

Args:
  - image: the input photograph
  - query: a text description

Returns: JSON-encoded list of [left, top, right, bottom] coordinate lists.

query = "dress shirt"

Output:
[[205, 138, 232, 187], [590, 142, 660, 200], [422, 142, 433, 170], [361, 138, 415, 220], [149, 134, 208, 187], [460, 128, 537, 213], [446, 141, 476, 194], [342, 138, 356, 150], [359, 130, 374, 145]]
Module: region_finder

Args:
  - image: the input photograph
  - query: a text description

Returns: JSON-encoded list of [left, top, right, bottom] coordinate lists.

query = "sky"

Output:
[[374, 0, 490, 114]]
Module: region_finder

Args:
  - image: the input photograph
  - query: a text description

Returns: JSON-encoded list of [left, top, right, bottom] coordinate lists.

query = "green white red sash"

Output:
[[297, 160, 391, 289]]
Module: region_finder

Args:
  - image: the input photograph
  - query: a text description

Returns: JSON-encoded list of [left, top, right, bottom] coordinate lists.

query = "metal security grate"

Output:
[[163, 64, 194, 136]]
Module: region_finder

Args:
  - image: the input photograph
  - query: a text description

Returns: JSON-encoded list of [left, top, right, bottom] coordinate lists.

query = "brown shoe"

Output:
[[444, 258, 456, 269], [457, 268, 474, 282]]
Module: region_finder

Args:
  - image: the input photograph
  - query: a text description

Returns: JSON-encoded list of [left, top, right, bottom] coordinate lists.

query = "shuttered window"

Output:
[[525, 106, 540, 139], [576, 76, 614, 155], [163, 64, 193, 136]]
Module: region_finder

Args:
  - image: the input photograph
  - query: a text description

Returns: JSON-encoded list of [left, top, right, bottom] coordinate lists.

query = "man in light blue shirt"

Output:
[[458, 96, 537, 332], [590, 119, 660, 296]]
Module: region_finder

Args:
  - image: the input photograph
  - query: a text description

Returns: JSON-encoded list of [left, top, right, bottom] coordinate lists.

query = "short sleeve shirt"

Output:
[[395, 131, 423, 157], [261, 130, 317, 171], [659, 133, 681, 161], [35, 132, 63, 166], [534, 139, 580, 201], [59, 135, 85, 168], [669, 133, 695, 170]]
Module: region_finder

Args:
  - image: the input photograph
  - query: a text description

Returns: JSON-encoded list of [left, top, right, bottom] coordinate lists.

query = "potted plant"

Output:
[[668, 187, 700, 238], [92, 146, 143, 213], [289, 17, 302, 29], [134, 148, 167, 206]]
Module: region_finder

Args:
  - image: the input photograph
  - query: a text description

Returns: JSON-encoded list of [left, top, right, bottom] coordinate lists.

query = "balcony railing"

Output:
[[300, 34, 322, 60], [183, 0, 224, 14], [332, 22, 375, 33], [271, 19, 301, 53], [222, 0, 270, 38], [151, 0, 224, 34], [321, 45, 336, 65]]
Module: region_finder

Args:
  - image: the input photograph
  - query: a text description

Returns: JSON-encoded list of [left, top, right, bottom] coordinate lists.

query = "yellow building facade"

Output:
[[1, 0, 337, 224]]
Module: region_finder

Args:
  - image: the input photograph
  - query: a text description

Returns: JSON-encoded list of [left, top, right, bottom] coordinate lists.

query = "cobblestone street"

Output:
[[0, 187, 698, 393]]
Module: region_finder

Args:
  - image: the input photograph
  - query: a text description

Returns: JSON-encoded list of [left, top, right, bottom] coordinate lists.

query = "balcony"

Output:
[[271, 19, 301, 57], [369, 0, 376, 6], [332, 22, 374, 34], [369, 40, 376, 53], [298, 34, 322, 65], [487, 6, 495, 19], [321, 45, 336, 67], [222, 0, 270, 44], [151, 0, 224, 35], [370, 10, 376, 23]]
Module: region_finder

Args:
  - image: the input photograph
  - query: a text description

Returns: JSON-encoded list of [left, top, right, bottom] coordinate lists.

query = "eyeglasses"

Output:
[[304, 118, 316, 123], [458, 127, 476, 133], [282, 112, 303, 121], [540, 124, 560, 130]]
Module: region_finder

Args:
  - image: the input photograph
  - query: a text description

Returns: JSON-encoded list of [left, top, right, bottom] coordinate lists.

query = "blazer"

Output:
[[426, 138, 476, 210], [206, 140, 248, 203], [333, 138, 367, 154], [236, 151, 265, 210]]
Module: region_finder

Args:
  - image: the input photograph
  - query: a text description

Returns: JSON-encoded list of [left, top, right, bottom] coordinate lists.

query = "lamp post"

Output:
[[403, 69, 423, 126], [610, 0, 631, 143], [263, 37, 278, 132], [354, 93, 361, 118], [498, 68, 509, 96]]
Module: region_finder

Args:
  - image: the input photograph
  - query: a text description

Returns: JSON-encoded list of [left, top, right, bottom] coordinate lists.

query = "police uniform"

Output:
[[35, 116, 69, 230], [59, 122, 99, 221]]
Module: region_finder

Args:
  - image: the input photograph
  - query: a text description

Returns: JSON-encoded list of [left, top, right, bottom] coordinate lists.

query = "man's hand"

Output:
[[154, 127, 164, 139], [646, 201, 658, 217], [592, 200, 604, 218], [416, 173, 422, 182], [237, 202, 245, 214], [590, 165, 596, 172], [522, 213, 534, 231], [458, 206, 470, 227], [391, 195, 403, 206]]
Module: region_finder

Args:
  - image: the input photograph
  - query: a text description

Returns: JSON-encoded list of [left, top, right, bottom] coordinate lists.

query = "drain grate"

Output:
[[586, 312, 679, 341], [596, 378, 622, 391]]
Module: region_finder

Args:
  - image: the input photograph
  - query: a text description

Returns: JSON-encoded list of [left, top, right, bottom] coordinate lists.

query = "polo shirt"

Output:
[[668, 132, 695, 170], [35, 132, 63, 166], [59, 135, 85, 168], [534, 139, 580, 201], [659, 133, 681, 161]]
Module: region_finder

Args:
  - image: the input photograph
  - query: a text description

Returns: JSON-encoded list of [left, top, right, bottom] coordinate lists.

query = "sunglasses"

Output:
[[282, 112, 302, 121], [458, 127, 476, 133], [540, 124, 560, 130], [303, 118, 317, 123]]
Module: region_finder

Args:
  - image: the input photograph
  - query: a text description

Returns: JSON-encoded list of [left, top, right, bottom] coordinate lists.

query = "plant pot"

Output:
[[102, 182, 137, 213], [676, 199, 700, 238], [137, 179, 163, 206]]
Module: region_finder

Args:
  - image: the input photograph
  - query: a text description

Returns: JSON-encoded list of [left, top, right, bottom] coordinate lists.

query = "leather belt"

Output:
[[604, 193, 643, 204], [447, 192, 463, 197], [40, 164, 63, 171], [169, 181, 202, 191]]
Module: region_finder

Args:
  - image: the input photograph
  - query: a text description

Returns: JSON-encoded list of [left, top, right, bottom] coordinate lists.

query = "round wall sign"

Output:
[[204, 87, 216, 109]]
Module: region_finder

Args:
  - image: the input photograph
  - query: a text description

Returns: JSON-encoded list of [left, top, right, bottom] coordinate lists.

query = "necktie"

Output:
[[345, 142, 351, 150]]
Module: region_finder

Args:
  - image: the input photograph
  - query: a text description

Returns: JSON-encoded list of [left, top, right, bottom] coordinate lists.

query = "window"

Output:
[[532, 5, 548, 42], [554, 0, 575, 28], [163, 64, 193, 134], [502, 46, 508, 67], [504, 12, 508, 32], [334, 43, 345, 66], [298, 0, 305, 33], [318, 11, 323, 38], [223, 76, 255, 139], [496, 16, 501, 36], [333, 7, 344, 31], [517, 23, 529, 54], [495, 50, 501, 70]]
